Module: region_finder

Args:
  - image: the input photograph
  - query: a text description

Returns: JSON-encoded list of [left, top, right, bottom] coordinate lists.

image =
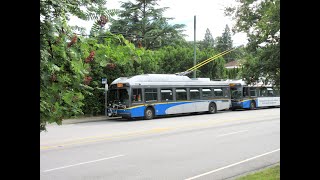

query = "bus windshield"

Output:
[[230, 86, 242, 100], [107, 89, 129, 106]]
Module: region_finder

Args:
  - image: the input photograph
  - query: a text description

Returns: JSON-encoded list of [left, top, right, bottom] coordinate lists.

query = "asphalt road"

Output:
[[40, 108, 280, 180]]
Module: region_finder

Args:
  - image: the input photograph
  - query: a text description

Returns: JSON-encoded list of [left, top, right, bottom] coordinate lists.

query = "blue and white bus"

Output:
[[227, 79, 280, 110], [106, 74, 231, 120]]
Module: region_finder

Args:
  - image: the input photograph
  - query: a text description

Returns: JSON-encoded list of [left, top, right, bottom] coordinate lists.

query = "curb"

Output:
[[61, 116, 120, 125]]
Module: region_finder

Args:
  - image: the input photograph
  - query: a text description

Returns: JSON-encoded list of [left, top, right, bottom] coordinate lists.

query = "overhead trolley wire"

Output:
[[176, 48, 236, 76]]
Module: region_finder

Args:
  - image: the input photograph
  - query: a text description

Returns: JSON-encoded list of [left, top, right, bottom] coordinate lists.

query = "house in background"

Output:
[[224, 60, 240, 69], [224, 60, 241, 79]]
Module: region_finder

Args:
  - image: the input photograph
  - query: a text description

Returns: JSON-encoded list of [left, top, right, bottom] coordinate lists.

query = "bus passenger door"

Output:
[[131, 88, 145, 117]]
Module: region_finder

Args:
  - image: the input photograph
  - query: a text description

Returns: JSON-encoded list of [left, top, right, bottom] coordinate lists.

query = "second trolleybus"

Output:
[[227, 79, 280, 110]]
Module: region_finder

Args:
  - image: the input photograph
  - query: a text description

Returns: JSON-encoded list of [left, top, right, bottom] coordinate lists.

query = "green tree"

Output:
[[226, 68, 240, 79], [225, 0, 280, 86], [215, 25, 233, 52], [197, 49, 226, 80], [80, 31, 162, 115], [156, 45, 194, 74], [40, 0, 117, 131], [199, 28, 214, 50], [215, 24, 234, 62], [109, 0, 185, 50], [155, 43, 226, 80]]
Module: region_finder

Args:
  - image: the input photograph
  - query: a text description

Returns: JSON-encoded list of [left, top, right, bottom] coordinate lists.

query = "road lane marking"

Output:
[[40, 128, 173, 150], [184, 148, 280, 180], [41, 131, 155, 148], [41, 115, 279, 150], [43, 154, 125, 172], [217, 130, 248, 137]]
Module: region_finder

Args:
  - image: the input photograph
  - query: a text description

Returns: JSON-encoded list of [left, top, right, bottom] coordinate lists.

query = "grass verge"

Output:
[[235, 164, 280, 180]]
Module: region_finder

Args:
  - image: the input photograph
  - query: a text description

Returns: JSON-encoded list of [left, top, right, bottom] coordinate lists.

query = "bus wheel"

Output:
[[208, 103, 217, 114], [250, 101, 256, 110], [144, 107, 154, 120]]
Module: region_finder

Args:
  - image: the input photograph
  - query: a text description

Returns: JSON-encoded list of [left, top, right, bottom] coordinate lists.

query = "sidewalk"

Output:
[[62, 115, 110, 124], [46, 115, 121, 126]]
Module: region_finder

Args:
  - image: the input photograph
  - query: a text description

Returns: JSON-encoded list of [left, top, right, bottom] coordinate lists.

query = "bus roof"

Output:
[[225, 79, 274, 87], [111, 74, 230, 86]]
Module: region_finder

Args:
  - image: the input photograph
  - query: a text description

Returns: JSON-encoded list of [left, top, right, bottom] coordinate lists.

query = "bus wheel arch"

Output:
[[144, 106, 155, 120], [208, 102, 217, 114], [250, 100, 256, 110]]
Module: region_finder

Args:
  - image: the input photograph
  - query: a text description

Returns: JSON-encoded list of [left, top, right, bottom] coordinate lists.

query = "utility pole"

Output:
[[193, 15, 196, 78]]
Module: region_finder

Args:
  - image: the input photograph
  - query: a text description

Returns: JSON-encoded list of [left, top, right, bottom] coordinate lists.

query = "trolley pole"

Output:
[[193, 15, 196, 78]]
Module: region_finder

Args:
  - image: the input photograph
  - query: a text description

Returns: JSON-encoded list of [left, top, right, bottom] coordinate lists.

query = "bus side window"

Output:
[[202, 88, 212, 99], [190, 88, 200, 100], [214, 88, 223, 97], [260, 88, 267, 97], [243, 87, 249, 97], [268, 91, 274, 96], [250, 87, 256, 97], [132, 88, 142, 102], [161, 89, 173, 101], [176, 89, 187, 101], [267, 88, 274, 97], [223, 87, 230, 98], [145, 88, 158, 102]]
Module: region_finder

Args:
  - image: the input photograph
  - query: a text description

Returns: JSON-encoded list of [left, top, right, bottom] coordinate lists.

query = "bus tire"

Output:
[[249, 101, 256, 110], [208, 103, 217, 114], [144, 107, 154, 120]]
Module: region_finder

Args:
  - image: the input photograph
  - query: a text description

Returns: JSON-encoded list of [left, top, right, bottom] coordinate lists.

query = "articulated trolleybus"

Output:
[[227, 79, 280, 110], [106, 74, 231, 120]]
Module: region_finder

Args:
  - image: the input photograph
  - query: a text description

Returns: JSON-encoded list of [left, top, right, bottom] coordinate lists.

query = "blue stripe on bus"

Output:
[[242, 100, 251, 108], [242, 99, 259, 108], [116, 106, 146, 118], [117, 100, 227, 118], [117, 101, 194, 118], [130, 106, 146, 117]]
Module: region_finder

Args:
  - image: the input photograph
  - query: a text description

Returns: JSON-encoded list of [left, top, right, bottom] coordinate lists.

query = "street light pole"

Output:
[[193, 15, 196, 78]]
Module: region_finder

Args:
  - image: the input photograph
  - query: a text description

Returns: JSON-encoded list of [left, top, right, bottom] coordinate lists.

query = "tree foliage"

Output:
[[199, 28, 214, 50], [109, 0, 186, 50], [225, 0, 280, 86], [155, 44, 226, 79], [40, 0, 120, 131], [79, 32, 158, 115], [215, 24, 234, 62]]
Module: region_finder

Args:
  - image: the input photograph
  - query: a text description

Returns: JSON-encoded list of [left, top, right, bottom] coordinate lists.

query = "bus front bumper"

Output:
[[106, 108, 132, 118], [231, 102, 243, 109]]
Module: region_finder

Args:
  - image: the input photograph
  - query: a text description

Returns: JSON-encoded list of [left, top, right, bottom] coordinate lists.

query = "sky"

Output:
[[69, 0, 248, 46]]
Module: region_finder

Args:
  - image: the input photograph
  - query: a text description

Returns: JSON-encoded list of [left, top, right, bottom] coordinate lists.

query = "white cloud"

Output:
[[69, 0, 248, 46]]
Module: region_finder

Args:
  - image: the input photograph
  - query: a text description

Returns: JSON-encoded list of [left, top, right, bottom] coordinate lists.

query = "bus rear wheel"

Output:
[[208, 103, 217, 114], [144, 107, 154, 120]]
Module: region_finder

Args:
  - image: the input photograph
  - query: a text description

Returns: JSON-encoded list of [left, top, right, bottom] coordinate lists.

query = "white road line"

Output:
[[217, 130, 248, 137], [43, 154, 125, 172], [184, 148, 280, 180]]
